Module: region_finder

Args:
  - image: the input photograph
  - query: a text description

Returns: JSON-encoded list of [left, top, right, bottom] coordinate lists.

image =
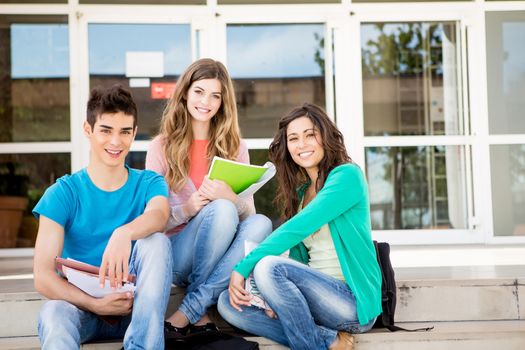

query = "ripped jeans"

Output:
[[218, 256, 376, 350]]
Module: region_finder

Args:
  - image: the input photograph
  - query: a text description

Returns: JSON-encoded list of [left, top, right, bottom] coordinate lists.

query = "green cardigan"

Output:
[[234, 163, 382, 325]]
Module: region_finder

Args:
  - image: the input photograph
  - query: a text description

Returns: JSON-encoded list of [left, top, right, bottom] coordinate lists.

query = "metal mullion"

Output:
[[0, 142, 72, 154], [0, 5, 69, 15], [489, 236, 525, 245], [484, 2, 525, 12], [216, 4, 341, 23], [487, 135, 525, 145], [79, 5, 205, 22], [363, 136, 472, 147], [372, 229, 484, 246], [244, 139, 273, 150], [352, 4, 474, 23], [324, 22, 336, 120], [129, 141, 150, 153], [459, 19, 476, 232]]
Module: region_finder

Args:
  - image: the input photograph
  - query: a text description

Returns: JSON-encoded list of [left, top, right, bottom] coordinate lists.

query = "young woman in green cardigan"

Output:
[[217, 103, 382, 350]]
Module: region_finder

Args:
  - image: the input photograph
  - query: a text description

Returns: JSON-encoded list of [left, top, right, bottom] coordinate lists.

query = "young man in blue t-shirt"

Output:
[[33, 85, 173, 349]]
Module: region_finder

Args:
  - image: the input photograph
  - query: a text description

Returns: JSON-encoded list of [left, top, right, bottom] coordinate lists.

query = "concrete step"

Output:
[[0, 335, 286, 349], [394, 265, 525, 323], [1, 259, 524, 345], [0, 279, 185, 338], [2, 266, 524, 337], [2, 321, 525, 350]]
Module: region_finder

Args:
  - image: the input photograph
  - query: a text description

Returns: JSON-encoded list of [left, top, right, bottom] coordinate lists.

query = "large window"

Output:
[[88, 23, 192, 140], [486, 12, 525, 237], [0, 15, 70, 248], [361, 21, 469, 231], [2, 2, 525, 249], [227, 23, 326, 138], [0, 16, 70, 142]]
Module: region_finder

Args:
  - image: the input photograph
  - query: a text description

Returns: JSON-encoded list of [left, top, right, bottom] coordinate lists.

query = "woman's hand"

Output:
[[228, 271, 252, 312], [265, 307, 278, 319], [199, 178, 237, 203], [183, 191, 209, 218]]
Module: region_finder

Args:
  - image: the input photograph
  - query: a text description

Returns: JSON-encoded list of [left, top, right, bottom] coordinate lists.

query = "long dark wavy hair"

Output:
[[269, 103, 352, 220]]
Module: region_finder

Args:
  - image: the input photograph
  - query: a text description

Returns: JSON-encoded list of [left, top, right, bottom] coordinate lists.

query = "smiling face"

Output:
[[84, 111, 136, 168], [286, 116, 325, 175], [186, 78, 222, 127]]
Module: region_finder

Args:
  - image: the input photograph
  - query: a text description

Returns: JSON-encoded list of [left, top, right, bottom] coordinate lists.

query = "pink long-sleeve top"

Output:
[[146, 135, 256, 235]]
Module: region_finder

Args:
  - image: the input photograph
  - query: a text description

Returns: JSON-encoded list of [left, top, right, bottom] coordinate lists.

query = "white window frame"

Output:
[[214, 4, 342, 149], [1, 1, 525, 251], [342, 4, 485, 245], [483, 7, 525, 244]]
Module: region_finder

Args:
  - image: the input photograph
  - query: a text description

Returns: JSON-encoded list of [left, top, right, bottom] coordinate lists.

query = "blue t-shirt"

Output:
[[33, 166, 168, 266]]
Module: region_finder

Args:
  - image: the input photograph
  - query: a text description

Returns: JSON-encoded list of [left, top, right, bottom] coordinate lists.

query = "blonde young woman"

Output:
[[146, 58, 272, 337]]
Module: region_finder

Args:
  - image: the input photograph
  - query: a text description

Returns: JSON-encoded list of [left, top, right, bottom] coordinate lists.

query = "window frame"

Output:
[[1, 1, 525, 252]]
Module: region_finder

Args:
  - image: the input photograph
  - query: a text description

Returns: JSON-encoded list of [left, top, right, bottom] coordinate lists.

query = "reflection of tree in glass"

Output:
[[249, 150, 280, 229], [361, 23, 442, 77], [510, 145, 525, 226], [362, 23, 452, 230], [314, 32, 325, 76]]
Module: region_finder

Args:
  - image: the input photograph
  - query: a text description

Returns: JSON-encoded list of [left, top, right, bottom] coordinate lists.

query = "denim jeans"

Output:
[[170, 199, 272, 324], [38, 232, 173, 350], [218, 256, 376, 350]]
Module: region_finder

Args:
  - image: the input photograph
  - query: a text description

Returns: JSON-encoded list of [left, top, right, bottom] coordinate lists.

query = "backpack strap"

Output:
[[384, 324, 434, 332]]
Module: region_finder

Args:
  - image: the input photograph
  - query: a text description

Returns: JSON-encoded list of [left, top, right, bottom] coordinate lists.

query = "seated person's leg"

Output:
[[170, 199, 239, 326], [217, 290, 289, 346], [244, 256, 365, 350], [38, 300, 100, 349], [123, 232, 173, 349], [194, 214, 272, 306]]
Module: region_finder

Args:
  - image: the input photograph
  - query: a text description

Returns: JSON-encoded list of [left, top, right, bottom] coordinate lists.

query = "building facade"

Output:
[[0, 0, 524, 249]]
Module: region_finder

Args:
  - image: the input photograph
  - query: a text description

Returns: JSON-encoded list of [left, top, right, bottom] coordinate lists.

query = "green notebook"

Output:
[[208, 156, 269, 194]]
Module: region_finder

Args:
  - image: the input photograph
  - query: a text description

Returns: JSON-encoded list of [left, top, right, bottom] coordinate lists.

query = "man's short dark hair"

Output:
[[86, 85, 138, 130]]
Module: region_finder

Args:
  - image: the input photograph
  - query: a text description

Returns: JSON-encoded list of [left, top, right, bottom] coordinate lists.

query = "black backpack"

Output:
[[165, 330, 259, 350], [372, 241, 433, 332]]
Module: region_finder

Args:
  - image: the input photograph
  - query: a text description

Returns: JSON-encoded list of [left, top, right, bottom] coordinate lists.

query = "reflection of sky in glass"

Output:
[[366, 148, 393, 204], [227, 24, 324, 78], [503, 22, 525, 95], [89, 24, 191, 75], [11, 24, 69, 78]]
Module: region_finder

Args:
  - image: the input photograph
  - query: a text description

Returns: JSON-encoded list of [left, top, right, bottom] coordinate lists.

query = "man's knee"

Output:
[[38, 300, 81, 345], [135, 232, 172, 261], [39, 300, 76, 327]]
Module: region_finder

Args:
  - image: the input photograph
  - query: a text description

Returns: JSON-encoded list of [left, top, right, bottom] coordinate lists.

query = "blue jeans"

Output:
[[218, 256, 376, 350], [38, 232, 173, 350], [170, 199, 272, 324]]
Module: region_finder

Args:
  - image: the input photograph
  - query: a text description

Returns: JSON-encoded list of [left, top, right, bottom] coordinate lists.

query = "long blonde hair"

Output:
[[159, 58, 241, 192]]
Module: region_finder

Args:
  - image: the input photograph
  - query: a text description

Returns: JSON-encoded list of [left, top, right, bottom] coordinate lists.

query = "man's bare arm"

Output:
[[99, 195, 169, 288], [33, 216, 133, 316]]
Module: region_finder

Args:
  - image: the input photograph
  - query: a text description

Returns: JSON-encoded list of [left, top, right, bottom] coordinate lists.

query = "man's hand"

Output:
[[99, 227, 132, 289], [228, 271, 252, 312], [199, 178, 237, 203], [183, 191, 209, 218], [90, 292, 134, 316]]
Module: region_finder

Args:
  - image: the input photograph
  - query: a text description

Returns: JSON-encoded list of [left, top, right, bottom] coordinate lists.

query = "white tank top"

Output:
[[300, 198, 345, 281]]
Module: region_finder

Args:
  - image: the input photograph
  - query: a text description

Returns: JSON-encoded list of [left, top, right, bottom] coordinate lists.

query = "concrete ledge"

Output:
[[2, 321, 525, 350], [396, 278, 523, 322]]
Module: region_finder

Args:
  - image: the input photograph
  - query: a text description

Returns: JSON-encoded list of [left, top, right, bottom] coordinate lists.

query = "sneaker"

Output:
[[164, 321, 190, 340], [188, 322, 219, 334]]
